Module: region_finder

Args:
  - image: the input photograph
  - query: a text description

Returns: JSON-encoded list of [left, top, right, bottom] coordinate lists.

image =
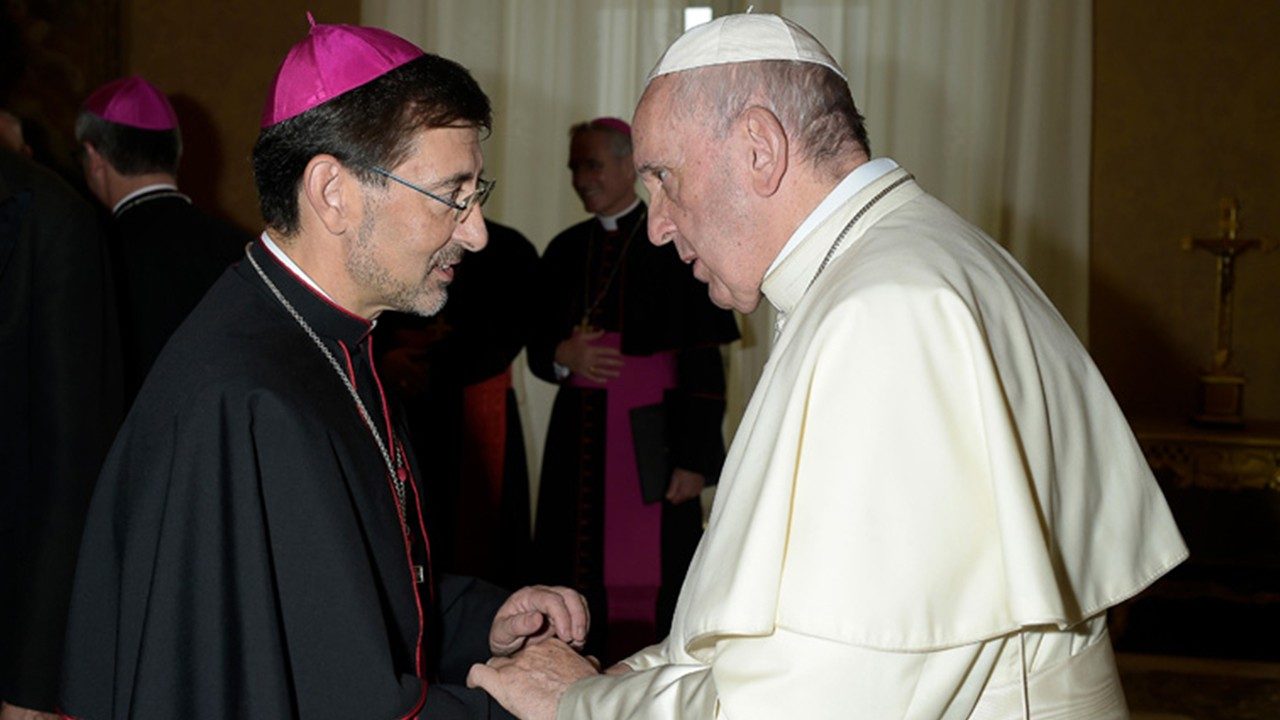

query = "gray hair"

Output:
[[666, 60, 869, 177], [75, 112, 183, 176]]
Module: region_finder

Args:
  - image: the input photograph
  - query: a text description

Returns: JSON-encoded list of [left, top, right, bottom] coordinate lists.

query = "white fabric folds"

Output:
[[670, 166, 1187, 655]]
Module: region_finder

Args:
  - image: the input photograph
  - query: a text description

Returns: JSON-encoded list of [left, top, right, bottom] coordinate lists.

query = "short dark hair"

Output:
[[74, 112, 182, 176], [253, 53, 492, 235]]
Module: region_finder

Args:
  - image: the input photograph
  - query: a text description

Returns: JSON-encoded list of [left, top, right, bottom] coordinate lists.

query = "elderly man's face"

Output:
[[350, 125, 488, 318], [569, 129, 636, 216], [633, 78, 764, 313]]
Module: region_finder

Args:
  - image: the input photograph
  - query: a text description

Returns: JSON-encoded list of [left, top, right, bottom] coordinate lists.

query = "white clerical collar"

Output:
[[596, 197, 642, 232], [766, 157, 899, 276], [112, 182, 179, 214], [259, 231, 339, 305]]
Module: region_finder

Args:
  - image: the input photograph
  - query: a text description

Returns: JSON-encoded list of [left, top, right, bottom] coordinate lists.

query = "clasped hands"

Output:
[[555, 327, 706, 506], [474, 585, 627, 720]]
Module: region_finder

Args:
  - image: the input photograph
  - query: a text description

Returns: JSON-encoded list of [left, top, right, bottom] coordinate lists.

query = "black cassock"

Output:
[[62, 240, 511, 720], [527, 201, 739, 659], [0, 151, 121, 712], [110, 189, 248, 403]]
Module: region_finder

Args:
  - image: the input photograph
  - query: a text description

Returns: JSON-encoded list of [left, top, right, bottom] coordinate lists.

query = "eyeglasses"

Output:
[[369, 166, 495, 223]]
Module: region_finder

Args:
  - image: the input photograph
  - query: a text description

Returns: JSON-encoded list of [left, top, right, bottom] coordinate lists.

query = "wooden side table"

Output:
[[1112, 420, 1280, 660], [1136, 420, 1280, 492]]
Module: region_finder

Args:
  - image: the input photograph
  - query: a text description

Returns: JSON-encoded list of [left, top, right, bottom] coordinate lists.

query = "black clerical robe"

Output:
[[62, 240, 510, 720], [527, 202, 739, 658], [110, 189, 248, 403], [0, 151, 121, 713]]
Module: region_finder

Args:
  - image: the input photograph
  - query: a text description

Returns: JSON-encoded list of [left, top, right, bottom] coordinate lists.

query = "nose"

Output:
[[647, 195, 676, 247], [453, 204, 488, 252]]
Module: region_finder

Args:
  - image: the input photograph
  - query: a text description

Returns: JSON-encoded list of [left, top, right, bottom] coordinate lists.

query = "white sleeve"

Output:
[[557, 627, 998, 720], [713, 627, 996, 720], [557, 661, 716, 720], [617, 642, 668, 672]]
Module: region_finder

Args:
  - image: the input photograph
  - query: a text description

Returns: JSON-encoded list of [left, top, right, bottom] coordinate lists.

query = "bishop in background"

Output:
[[75, 76, 248, 403]]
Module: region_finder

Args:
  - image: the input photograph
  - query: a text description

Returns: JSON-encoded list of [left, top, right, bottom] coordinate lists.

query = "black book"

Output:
[[629, 401, 670, 504]]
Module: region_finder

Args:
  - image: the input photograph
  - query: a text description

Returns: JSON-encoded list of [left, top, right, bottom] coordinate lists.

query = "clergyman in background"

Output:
[[76, 76, 248, 404]]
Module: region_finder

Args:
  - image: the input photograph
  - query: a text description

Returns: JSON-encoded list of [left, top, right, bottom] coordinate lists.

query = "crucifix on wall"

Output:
[[1181, 198, 1274, 425]]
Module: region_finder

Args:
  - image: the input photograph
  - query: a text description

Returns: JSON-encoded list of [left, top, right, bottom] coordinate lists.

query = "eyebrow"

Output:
[[418, 169, 481, 192]]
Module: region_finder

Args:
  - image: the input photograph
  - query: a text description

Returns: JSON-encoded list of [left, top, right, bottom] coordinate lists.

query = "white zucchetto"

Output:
[[646, 13, 846, 85]]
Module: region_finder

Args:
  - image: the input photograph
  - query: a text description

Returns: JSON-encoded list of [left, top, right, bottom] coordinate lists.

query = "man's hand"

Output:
[[467, 640, 599, 720], [490, 585, 590, 656], [0, 702, 60, 720], [554, 327, 623, 383], [666, 467, 706, 505]]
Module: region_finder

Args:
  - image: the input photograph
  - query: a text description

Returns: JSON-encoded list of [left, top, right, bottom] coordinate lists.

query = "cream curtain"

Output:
[[362, 0, 1092, 504], [783, 0, 1092, 336]]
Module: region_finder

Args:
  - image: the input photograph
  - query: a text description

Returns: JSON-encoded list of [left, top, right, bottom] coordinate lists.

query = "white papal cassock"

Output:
[[558, 165, 1187, 719]]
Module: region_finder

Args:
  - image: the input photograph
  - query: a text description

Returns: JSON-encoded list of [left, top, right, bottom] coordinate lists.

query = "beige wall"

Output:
[[124, 0, 361, 231], [1091, 1, 1280, 423]]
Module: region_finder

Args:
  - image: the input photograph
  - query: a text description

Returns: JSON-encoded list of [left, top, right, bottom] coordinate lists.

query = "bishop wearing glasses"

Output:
[[60, 19, 587, 720]]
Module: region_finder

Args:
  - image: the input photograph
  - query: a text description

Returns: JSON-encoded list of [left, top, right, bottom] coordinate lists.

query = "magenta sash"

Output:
[[567, 332, 676, 625]]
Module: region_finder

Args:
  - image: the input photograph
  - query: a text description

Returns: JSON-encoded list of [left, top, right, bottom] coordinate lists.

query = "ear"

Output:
[[80, 142, 113, 204], [301, 154, 358, 235], [741, 106, 788, 198], [82, 142, 108, 175]]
